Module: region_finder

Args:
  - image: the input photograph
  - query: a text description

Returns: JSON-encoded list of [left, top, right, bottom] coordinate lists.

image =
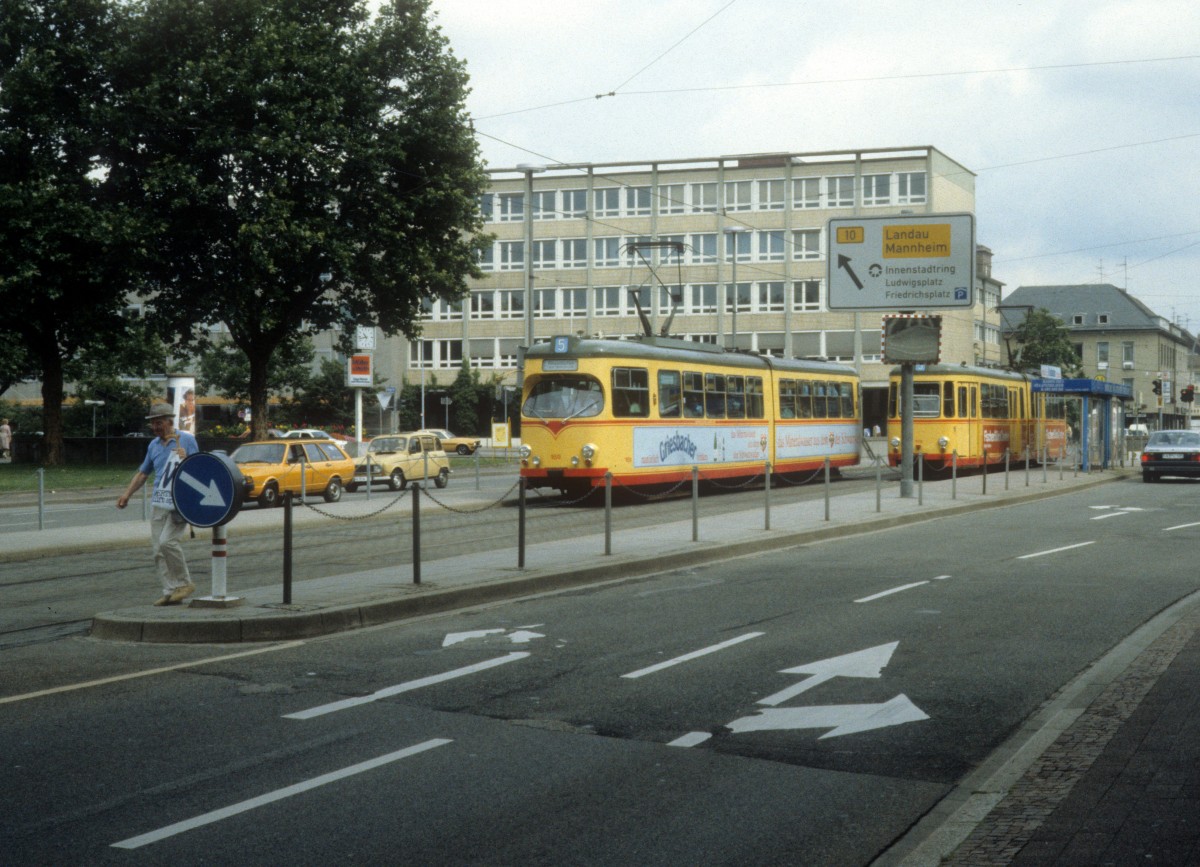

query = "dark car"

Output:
[[1141, 429, 1200, 482]]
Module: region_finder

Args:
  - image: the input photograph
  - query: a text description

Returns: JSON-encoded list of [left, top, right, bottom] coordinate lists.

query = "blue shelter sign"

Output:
[[172, 452, 245, 528]]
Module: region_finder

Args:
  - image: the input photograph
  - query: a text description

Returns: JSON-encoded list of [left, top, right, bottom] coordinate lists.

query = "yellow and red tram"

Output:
[[885, 364, 1068, 470], [519, 334, 862, 495]]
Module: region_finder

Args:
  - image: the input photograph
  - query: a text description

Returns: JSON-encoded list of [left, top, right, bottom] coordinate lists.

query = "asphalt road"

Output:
[[2, 475, 1196, 864]]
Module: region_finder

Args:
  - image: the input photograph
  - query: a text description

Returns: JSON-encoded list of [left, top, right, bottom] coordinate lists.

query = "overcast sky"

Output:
[[429, 0, 1200, 335]]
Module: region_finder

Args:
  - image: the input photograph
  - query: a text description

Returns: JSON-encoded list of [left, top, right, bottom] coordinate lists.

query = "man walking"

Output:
[[117, 402, 200, 605]]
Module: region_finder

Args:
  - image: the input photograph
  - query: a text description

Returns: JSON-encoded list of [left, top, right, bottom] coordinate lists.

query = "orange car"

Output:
[[231, 439, 355, 506]]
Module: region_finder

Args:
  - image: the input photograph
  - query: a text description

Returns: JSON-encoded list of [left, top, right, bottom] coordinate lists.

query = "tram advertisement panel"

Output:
[[775, 423, 862, 460], [633, 426, 769, 468]]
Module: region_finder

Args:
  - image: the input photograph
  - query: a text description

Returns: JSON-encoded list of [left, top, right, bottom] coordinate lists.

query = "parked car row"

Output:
[[231, 431, 461, 507]]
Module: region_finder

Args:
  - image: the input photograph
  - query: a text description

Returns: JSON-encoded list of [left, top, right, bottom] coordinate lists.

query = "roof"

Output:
[[1001, 284, 1187, 340]]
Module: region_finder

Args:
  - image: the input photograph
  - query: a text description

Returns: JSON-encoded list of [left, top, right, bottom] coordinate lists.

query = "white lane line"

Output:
[[112, 739, 451, 849], [1017, 541, 1095, 560], [284, 652, 529, 720], [0, 642, 306, 706], [668, 731, 713, 748], [1092, 512, 1129, 521], [855, 581, 929, 603], [621, 633, 764, 680], [1165, 521, 1200, 532]]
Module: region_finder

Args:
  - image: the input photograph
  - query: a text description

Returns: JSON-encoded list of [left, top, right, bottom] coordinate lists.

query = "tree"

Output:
[[448, 360, 481, 434], [285, 356, 361, 431], [0, 0, 157, 464], [110, 0, 488, 440], [196, 336, 314, 418], [1006, 308, 1083, 375]]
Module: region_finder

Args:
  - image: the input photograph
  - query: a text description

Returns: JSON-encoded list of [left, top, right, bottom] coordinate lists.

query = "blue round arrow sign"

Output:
[[172, 452, 245, 528]]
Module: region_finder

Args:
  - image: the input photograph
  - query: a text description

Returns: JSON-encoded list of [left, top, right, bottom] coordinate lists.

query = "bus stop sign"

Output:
[[172, 451, 245, 528]]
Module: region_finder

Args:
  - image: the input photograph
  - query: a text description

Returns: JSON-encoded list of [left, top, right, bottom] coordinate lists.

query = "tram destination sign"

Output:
[[827, 213, 975, 311]]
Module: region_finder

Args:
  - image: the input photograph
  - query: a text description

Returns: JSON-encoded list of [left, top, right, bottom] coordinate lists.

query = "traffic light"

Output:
[[1183, 385, 1195, 403], [1152, 379, 1162, 396]]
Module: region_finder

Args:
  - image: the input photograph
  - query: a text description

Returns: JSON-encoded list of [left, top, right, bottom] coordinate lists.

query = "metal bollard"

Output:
[[604, 471, 613, 555], [1042, 444, 1048, 483], [37, 467, 45, 530], [518, 477, 526, 570], [282, 492, 293, 604], [918, 452, 923, 506], [1004, 449, 1010, 490], [1025, 449, 1030, 487], [875, 456, 882, 513], [951, 451, 957, 500], [475, 448, 481, 490], [764, 460, 771, 531], [824, 457, 831, 522], [411, 481, 421, 585], [983, 456, 988, 495], [692, 466, 699, 542], [365, 456, 372, 501]]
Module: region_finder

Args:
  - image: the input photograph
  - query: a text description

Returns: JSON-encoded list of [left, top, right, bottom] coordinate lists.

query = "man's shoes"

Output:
[[168, 583, 196, 603], [153, 593, 173, 606]]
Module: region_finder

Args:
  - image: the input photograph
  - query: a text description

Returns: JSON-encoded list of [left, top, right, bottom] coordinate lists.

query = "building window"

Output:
[[793, 177, 820, 209], [690, 182, 718, 213], [1097, 313, 1110, 325], [1097, 341, 1109, 367], [792, 229, 821, 260], [758, 281, 785, 312], [862, 174, 891, 206], [496, 192, 524, 222], [658, 235, 685, 266], [724, 180, 752, 212], [725, 230, 752, 261], [757, 179, 785, 210], [689, 233, 717, 264], [625, 186, 652, 216], [497, 289, 524, 319], [534, 288, 557, 319], [825, 331, 855, 362], [594, 286, 621, 317], [498, 240, 524, 271], [594, 188, 621, 217], [688, 283, 717, 314], [594, 237, 621, 268], [562, 238, 587, 269], [861, 329, 882, 362], [1122, 341, 1135, 368], [561, 189, 587, 218], [727, 281, 751, 314], [531, 239, 556, 269], [479, 193, 493, 222], [826, 176, 854, 208], [471, 290, 495, 319], [624, 235, 652, 265], [897, 172, 926, 204], [758, 231, 785, 261], [1072, 314, 1085, 325], [478, 244, 495, 272], [531, 190, 556, 220], [793, 279, 821, 311], [658, 183, 685, 215]]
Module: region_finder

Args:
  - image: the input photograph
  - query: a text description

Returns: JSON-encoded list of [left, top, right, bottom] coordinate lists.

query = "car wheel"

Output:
[[435, 467, 449, 489], [323, 478, 343, 503], [389, 469, 407, 491], [258, 482, 279, 508], [456, 444, 471, 456]]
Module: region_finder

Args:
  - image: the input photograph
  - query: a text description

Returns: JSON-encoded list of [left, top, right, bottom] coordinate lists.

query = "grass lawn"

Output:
[[0, 462, 132, 494]]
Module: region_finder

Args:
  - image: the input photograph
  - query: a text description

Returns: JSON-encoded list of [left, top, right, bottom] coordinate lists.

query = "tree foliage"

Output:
[[109, 0, 488, 439], [1007, 307, 1083, 375], [0, 0, 160, 463], [196, 337, 314, 410]]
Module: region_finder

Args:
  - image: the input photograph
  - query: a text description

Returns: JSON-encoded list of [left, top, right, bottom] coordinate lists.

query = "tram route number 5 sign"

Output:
[[827, 213, 974, 311]]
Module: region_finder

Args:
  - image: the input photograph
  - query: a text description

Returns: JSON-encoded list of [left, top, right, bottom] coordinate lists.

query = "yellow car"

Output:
[[231, 439, 355, 506], [346, 432, 450, 492], [416, 428, 481, 456]]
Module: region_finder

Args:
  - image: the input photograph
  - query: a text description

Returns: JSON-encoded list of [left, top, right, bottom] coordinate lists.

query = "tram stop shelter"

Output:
[[1032, 377, 1134, 471]]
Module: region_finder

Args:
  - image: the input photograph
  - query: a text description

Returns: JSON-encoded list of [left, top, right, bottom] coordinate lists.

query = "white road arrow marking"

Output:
[[728, 694, 929, 739], [178, 471, 226, 507], [442, 628, 545, 647], [758, 641, 899, 706]]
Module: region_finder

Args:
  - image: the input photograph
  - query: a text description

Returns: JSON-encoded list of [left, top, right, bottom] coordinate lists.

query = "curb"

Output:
[[90, 472, 1123, 643]]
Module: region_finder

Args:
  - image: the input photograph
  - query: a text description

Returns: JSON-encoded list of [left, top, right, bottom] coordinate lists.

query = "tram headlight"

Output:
[[890, 437, 901, 450], [938, 436, 949, 451], [519, 444, 532, 459], [581, 443, 597, 463]]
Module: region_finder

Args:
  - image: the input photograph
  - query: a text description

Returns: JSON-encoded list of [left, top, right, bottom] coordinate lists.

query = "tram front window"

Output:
[[912, 383, 941, 417], [523, 376, 604, 419]]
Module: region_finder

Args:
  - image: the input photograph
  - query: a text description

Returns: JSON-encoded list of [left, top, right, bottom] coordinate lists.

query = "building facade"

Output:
[[1001, 283, 1198, 428], [406, 146, 1001, 430]]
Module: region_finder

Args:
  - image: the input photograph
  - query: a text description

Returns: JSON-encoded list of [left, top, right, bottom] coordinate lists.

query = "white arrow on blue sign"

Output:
[[172, 452, 244, 528]]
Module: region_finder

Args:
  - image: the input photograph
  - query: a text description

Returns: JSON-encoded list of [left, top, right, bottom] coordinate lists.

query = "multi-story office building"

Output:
[[409, 146, 1002, 429]]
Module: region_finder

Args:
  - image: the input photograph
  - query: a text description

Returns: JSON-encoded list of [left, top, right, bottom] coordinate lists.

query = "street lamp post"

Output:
[[84, 400, 105, 437], [517, 163, 546, 353], [723, 226, 752, 351]]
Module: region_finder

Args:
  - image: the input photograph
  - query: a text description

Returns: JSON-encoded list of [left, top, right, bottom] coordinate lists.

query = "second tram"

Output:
[[520, 335, 862, 495], [885, 364, 1069, 469]]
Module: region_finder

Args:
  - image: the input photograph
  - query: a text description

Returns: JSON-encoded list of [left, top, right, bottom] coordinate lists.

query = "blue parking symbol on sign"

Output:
[[954, 287, 968, 301]]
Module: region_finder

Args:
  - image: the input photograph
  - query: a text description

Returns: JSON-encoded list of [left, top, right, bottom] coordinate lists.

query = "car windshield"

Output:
[[369, 437, 406, 453], [1149, 431, 1200, 447], [523, 376, 604, 419], [233, 443, 286, 464]]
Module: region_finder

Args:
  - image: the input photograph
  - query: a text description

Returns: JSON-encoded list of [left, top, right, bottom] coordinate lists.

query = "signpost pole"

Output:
[[211, 525, 228, 600], [900, 363, 915, 498]]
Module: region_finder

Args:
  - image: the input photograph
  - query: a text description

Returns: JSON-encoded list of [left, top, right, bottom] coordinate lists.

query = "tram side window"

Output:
[[838, 382, 854, 417], [813, 382, 829, 418], [798, 381, 814, 418], [779, 379, 797, 418], [958, 386, 968, 418], [658, 370, 681, 418], [683, 372, 705, 418], [943, 382, 955, 418], [889, 383, 898, 418], [727, 376, 746, 419], [612, 367, 649, 417], [913, 384, 940, 417], [705, 373, 726, 418], [746, 376, 764, 418], [981, 383, 1009, 419]]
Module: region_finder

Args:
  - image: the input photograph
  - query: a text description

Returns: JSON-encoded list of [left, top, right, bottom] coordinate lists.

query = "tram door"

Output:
[[957, 384, 974, 464]]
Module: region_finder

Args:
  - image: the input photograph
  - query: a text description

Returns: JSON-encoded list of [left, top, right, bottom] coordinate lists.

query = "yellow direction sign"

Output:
[[827, 213, 975, 310]]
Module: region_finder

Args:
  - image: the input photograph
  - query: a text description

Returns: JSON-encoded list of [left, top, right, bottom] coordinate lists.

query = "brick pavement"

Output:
[[945, 602, 1200, 865]]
